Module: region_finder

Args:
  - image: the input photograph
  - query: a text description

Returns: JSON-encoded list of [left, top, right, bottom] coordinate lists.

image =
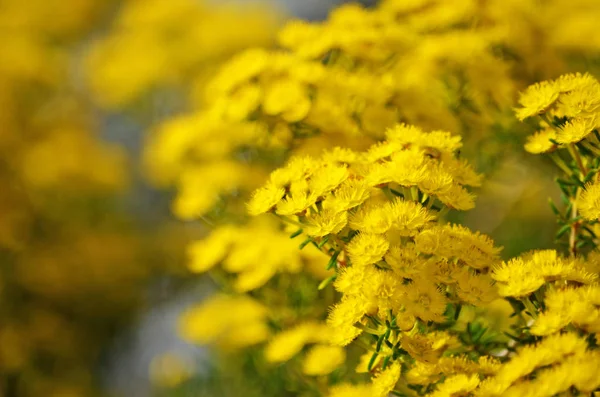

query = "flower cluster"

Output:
[[86, 0, 278, 108], [144, 1, 600, 396], [186, 217, 330, 292], [249, 124, 511, 393]]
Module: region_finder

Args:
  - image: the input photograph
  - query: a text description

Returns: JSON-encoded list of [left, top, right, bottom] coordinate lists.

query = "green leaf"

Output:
[[289, 229, 303, 239], [327, 251, 341, 270], [318, 275, 337, 290], [556, 223, 571, 239]]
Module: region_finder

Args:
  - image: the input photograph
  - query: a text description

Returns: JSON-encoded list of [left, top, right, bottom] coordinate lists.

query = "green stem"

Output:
[[550, 153, 573, 176]]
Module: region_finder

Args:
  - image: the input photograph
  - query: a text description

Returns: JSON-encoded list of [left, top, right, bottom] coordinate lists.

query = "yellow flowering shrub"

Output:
[[136, 0, 600, 396]]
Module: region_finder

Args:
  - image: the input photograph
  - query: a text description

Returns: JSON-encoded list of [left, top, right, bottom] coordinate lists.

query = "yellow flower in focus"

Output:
[[578, 181, 600, 220], [455, 270, 498, 306], [304, 210, 348, 237], [371, 361, 401, 397], [492, 257, 546, 297], [302, 344, 346, 375], [556, 116, 599, 144], [247, 183, 286, 216], [403, 278, 448, 323], [347, 233, 390, 267], [327, 297, 365, 346], [515, 80, 560, 120]]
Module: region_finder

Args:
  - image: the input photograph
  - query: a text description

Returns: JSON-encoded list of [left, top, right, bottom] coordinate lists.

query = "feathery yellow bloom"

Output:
[[401, 333, 447, 364], [405, 361, 442, 385], [524, 129, 557, 154], [372, 361, 401, 397], [502, 352, 600, 397], [309, 164, 349, 196], [474, 333, 588, 396], [347, 233, 390, 267], [578, 181, 600, 220], [275, 191, 317, 215], [304, 209, 348, 237], [532, 285, 600, 335], [322, 147, 360, 164], [515, 80, 560, 120], [427, 374, 479, 397], [415, 224, 501, 270], [303, 344, 346, 375], [558, 80, 600, 117], [492, 257, 545, 297], [418, 165, 453, 196], [455, 270, 498, 306], [385, 244, 425, 279], [322, 179, 371, 212], [404, 278, 448, 322], [386, 124, 462, 153], [441, 156, 482, 187], [556, 116, 599, 144], [388, 199, 436, 236], [437, 184, 476, 210], [247, 183, 286, 216], [327, 297, 365, 346], [349, 203, 394, 234]]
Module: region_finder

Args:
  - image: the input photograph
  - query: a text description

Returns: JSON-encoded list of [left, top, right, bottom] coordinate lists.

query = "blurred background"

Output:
[[0, 1, 375, 396], [1, 0, 597, 396]]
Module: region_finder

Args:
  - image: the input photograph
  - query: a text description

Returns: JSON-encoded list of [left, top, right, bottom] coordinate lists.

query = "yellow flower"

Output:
[[275, 191, 317, 215], [385, 244, 425, 279], [322, 179, 371, 212], [265, 322, 330, 363], [347, 233, 390, 267], [322, 147, 360, 164], [418, 165, 454, 196], [492, 257, 545, 297], [388, 199, 436, 236], [304, 209, 348, 237], [524, 129, 557, 154], [428, 374, 479, 397], [577, 181, 600, 220], [372, 361, 401, 397], [328, 383, 374, 397], [327, 297, 365, 346], [179, 294, 269, 350], [556, 116, 599, 144], [437, 184, 476, 211], [187, 226, 237, 273], [455, 270, 498, 306], [474, 333, 588, 396], [515, 80, 560, 120], [309, 163, 349, 196], [405, 361, 442, 385], [263, 78, 312, 122], [404, 278, 448, 323], [502, 352, 600, 397], [349, 203, 394, 234], [247, 183, 285, 216], [302, 344, 346, 375], [442, 156, 482, 187]]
